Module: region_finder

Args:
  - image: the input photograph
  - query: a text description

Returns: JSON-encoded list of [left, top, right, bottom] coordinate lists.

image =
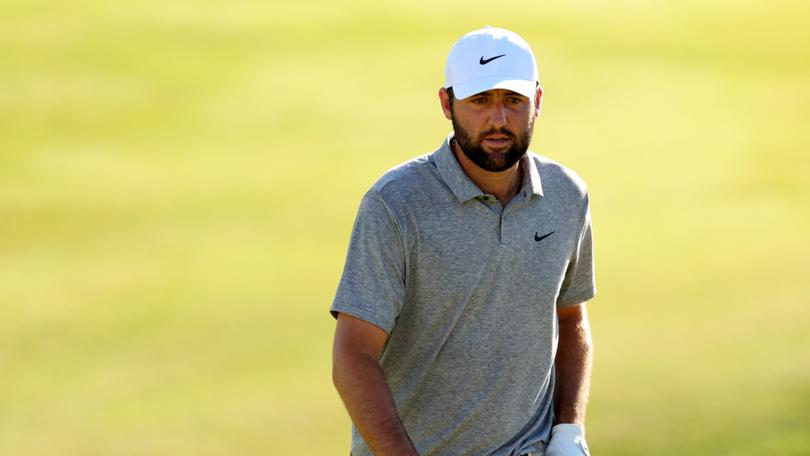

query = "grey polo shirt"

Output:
[[331, 134, 596, 456]]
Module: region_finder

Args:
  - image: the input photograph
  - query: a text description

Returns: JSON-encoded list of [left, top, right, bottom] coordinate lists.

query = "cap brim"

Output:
[[451, 76, 537, 100]]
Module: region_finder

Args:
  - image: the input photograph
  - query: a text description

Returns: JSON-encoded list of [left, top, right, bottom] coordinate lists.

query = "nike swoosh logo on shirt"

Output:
[[534, 231, 555, 242]]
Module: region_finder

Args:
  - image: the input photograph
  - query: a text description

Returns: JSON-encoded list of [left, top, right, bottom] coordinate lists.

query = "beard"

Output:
[[451, 113, 533, 172]]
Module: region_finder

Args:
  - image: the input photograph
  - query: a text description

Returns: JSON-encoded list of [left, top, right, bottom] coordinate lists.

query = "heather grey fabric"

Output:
[[331, 133, 595, 456]]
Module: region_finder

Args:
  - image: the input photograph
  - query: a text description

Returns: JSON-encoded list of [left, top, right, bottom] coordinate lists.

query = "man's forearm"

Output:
[[333, 350, 418, 456], [554, 307, 593, 425]]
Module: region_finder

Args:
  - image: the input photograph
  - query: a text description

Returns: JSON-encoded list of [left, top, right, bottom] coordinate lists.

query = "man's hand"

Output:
[[545, 424, 590, 456]]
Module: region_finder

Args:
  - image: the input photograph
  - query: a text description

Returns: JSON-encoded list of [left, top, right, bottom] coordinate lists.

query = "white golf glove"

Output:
[[545, 423, 590, 456]]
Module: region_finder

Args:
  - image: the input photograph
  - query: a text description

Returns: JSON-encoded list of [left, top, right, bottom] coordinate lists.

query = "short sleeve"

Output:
[[557, 200, 596, 308], [330, 190, 406, 334]]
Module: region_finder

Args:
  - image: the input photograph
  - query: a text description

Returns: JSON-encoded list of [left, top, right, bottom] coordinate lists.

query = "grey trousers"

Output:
[[521, 450, 546, 456]]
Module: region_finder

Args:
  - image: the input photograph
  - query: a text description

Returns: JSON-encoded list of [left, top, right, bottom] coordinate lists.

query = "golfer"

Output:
[[331, 26, 596, 456]]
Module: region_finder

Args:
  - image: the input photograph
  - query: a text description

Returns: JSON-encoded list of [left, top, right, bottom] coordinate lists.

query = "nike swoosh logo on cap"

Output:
[[479, 54, 506, 65]]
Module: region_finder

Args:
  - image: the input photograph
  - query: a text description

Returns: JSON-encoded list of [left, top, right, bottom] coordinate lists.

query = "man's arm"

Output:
[[554, 303, 593, 426], [332, 313, 419, 456]]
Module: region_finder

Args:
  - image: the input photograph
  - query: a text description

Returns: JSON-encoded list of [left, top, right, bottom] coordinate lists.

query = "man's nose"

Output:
[[488, 102, 508, 128]]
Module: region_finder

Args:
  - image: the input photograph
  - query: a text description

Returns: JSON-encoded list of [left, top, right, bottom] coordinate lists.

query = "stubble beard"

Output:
[[450, 111, 534, 173]]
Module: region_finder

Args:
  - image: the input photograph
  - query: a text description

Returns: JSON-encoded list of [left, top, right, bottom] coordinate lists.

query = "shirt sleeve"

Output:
[[330, 190, 406, 334], [557, 199, 596, 308]]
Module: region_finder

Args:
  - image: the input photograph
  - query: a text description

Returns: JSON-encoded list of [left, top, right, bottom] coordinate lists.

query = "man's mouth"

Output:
[[481, 134, 512, 147]]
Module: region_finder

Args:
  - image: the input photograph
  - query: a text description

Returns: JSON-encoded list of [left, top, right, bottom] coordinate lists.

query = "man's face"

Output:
[[446, 88, 540, 172]]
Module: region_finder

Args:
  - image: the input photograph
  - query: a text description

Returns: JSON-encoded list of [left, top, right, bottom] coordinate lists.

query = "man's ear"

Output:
[[534, 85, 544, 116], [439, 87, 453, 120]]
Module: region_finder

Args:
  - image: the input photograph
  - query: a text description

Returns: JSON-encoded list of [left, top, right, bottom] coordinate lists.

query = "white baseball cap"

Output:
[[444, 26, 539, 100]]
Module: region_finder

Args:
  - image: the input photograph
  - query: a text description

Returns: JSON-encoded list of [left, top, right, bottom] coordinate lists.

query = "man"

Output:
[[331, 26, 595, 456]]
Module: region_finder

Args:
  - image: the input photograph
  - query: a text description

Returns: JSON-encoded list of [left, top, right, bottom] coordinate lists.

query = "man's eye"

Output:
[[509, 97, 524, 104], [471, 97, 487, 104]]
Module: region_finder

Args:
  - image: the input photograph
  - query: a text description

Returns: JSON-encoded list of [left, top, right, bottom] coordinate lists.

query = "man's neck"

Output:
[[451, 139, 523, 208]]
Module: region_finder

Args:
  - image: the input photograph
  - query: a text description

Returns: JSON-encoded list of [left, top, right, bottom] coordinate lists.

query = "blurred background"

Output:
[[1, 0, 809, 454]]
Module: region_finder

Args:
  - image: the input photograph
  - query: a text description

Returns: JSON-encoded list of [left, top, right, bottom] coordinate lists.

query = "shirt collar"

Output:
[[433, 132, 544, 203], [433, 133, 482, 203], [521, 148, 544, 199]]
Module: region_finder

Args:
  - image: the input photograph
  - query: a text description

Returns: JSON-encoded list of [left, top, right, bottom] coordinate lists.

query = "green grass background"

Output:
[[2, 0, 809, 454]]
